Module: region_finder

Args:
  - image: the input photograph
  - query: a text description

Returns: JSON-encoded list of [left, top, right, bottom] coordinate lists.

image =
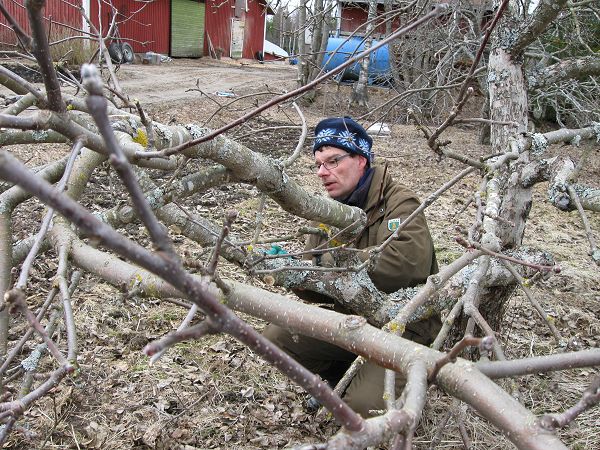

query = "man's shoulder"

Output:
[[372, 166, 420, 203]]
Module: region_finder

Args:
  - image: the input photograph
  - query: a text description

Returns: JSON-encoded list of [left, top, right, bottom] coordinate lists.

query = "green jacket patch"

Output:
[[388, 218, 402, 232]]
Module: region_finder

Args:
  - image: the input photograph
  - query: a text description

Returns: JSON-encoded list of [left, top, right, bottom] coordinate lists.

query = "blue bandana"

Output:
[[313, 116, 374, 163]]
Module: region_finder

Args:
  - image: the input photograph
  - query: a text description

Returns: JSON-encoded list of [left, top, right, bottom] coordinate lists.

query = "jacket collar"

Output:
[[364, 164, 388, 217]]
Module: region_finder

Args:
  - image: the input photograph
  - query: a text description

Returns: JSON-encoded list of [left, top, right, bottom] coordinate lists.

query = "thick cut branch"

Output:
[[529, 56, 600, 90]]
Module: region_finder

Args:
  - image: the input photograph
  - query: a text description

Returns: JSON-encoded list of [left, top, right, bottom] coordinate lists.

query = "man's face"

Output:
[[315, 146, 367, 199]]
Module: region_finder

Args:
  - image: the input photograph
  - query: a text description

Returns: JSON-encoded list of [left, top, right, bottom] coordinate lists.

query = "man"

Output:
[[264, 116, 440, 417]]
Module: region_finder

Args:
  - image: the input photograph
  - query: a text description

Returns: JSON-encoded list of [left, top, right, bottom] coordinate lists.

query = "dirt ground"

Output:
[[2, 58, 600, 449], [114, 58, 298, 106]]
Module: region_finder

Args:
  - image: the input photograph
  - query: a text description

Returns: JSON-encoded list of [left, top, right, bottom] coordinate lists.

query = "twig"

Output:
[[394, 359, 428, 449], [234, 226, 323, 246], [566, 184, 600, 265], [457, 414, 472, 449], [539, 374, 600, 430], [427, 87, 475, 153], [452, 118, 519, 126], [208, 210, 238, 275], [0, 66, 44, 101], [384, 368, 396, 411], [135, 99, 156, 151], [15, 140, 82, 289], [149, 303, 200, 363], [0, 366, 69, 422], [431, 297, 464, 351], [144, 319, 219, 357], [283, 102, 307, 168], [458, 256, 507, 361], [429, 335, 495, 383], [387, 250, 483, 335], [234, 125, 303, 140], [57, 242, 77, 363], [0, 272, 81, 377], [203, 90, 282, 129], [410, 111, 485, 169], [456, 237, 560, 273], [477, 348, 600, 379], [250, 195, 268, 248], [499, 259, 564, 344], [0, 2, 32, 50], [25, 1, 65, 112], [3, 289, 67, 368], [316, 355, 367, 419]]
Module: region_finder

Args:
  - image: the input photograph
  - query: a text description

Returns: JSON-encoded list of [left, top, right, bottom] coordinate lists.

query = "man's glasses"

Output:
[[312, 154, 352, 172]]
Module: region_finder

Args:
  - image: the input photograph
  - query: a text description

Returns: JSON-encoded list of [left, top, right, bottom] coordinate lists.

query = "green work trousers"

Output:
[[263, 315, 441, 418]]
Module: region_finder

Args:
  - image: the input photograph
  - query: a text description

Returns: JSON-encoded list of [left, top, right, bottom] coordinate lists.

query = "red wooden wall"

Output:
[[0, 0, 82, 48], [89, 0, 170, 54], [204, 0, 232, 57], [205, 0, 267, 59], [244, 0, 267, 59], [339, 5, 400, 36]]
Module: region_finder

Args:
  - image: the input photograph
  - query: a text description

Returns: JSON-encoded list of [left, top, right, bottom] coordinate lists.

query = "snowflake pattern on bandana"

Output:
[[339, 130, 356, 144], [357, 138, 371, 156], [313, 118, 373, 162], [315, 128, 336, 143]]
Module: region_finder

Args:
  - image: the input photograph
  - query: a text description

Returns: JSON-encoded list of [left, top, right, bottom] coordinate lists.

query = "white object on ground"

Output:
[[263, 40, 289, 58], [367, 122, 391, 136]]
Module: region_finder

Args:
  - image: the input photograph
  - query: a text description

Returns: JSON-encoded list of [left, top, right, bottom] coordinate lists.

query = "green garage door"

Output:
[[171, 0, 205, 57]]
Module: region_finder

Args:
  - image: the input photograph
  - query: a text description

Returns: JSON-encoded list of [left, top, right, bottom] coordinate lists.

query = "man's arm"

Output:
[[357, 196, 437, 294]]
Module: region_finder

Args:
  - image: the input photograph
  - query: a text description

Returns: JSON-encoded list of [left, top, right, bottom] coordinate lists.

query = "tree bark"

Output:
[[351, 0, 377, 106], [296, 0, 308, 87], [528, 55, 600, 90]]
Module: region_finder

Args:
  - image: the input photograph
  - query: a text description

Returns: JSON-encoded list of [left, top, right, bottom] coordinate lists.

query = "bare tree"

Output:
[[0, 1, 599, 449], [350, 0, 378, 107]]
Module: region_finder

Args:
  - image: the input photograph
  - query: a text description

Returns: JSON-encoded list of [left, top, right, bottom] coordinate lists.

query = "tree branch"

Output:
[[509, 0, 569, 56]]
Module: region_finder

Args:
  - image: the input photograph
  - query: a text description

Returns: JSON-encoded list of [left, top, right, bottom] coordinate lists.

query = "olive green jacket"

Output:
[[306, 164, 438, 294]]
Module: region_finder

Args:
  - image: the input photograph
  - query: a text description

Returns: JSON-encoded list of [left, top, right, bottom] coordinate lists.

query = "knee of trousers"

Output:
[[262, 323, 289, 348], [343, 362, 404, 418]]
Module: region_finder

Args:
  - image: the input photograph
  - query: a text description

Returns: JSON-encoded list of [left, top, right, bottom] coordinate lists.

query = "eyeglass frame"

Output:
[[312, 153, 353, 172]]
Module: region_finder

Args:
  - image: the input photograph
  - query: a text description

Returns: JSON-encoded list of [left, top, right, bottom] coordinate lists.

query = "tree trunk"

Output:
[[296, 0, 308, 87], [468, 12, 532, 332], [310, 0, 324, 68], [351, 0, 377, 106], [308, 0, 330, 83]]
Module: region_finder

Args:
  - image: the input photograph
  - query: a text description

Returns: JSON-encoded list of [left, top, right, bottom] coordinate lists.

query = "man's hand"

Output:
[[265, 245, 288, 256]]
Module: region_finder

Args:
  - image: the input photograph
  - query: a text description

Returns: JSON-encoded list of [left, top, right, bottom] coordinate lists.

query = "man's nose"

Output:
[[317, 164, 329, 176]]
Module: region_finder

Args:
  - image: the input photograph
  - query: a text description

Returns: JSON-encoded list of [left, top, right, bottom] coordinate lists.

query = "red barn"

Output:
[[336, 0, 493, 37], [205, 0, 273, 60], [0, 0, 272, 59], [336, 0, 399, 37]]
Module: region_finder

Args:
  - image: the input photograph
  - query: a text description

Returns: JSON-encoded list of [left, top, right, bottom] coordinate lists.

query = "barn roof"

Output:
[[258, 0, 275, 15]]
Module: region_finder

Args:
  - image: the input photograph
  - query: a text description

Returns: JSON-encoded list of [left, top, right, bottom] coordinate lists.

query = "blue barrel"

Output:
[[322, 36, 391, 85]]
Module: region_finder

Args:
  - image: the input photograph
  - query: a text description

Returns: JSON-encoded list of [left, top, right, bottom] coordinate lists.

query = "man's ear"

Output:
[[358, 155, 368, 171]]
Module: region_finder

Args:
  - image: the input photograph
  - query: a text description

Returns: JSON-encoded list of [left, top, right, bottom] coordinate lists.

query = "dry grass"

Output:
[[48, 31, 96, 67]]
